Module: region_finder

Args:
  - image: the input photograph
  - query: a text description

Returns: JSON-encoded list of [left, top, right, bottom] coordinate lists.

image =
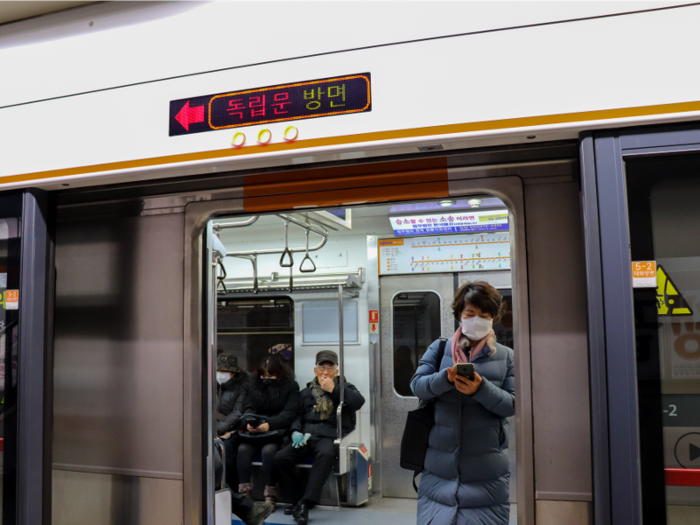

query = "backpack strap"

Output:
[[412, 337, 448, 494], [435, 337, 448, 370]]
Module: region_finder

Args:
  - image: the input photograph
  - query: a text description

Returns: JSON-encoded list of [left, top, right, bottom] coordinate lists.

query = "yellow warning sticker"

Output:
[[656, 265, 693, 316]]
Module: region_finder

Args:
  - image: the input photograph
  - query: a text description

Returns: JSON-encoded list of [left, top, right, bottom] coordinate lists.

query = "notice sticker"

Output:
[[632, 261, 657, 288], [4, 290, 18, 310], [369, 310, 379, 334]]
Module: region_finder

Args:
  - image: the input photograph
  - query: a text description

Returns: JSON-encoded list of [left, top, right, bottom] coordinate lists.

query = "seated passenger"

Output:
[[237, 356, 300, 510], [216, 352, 250, 490], [275, 350, 365, 525]]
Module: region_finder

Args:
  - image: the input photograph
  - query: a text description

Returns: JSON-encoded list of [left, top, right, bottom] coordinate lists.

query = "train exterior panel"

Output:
[[1, 3, 699, 525], [0, 3, 698, 190]]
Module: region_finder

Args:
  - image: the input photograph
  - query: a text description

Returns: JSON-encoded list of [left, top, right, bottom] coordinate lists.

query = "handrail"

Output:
[[213, 216, 259, 231], [225, 215, 328, 258], [277, 213, 328, 238], [232, 254, 258, 294], [337, 283, 345, 442]]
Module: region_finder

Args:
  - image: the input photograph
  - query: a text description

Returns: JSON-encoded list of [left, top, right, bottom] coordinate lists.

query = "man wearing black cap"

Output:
[[274, 350, 365, 524]]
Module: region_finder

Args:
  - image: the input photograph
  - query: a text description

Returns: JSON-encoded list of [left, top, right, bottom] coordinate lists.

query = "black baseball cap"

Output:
[[315, 350, 338, 366]]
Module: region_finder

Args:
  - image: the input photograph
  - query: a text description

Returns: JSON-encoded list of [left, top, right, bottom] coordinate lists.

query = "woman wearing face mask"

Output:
[[410, 281, 515, 525], [216, 352, 251, 491], [237, 356, 300, 510]]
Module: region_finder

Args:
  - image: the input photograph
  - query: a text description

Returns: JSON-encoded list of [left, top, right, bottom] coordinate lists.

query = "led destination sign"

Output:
[[169, 73, 371, 136]]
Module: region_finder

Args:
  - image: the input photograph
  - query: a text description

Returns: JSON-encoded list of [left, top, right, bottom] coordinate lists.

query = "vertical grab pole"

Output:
[[206, 227, 218, 525], [337, 283, 345, 441]]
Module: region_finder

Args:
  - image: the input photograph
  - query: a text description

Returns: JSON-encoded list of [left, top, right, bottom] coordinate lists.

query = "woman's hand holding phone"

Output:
[[448, 365, 483, 395], [247, 422, 270, 433]]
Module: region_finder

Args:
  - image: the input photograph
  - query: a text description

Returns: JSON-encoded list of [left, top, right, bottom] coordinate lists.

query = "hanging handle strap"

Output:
[[299, 228, 317, 273], [279, 219, 294, 267]]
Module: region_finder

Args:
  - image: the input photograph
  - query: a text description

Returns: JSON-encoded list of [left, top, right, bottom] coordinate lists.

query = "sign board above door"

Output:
[[169, 73, 371, 136]]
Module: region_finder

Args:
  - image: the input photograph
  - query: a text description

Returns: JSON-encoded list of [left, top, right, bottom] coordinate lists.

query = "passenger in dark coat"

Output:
[[411, 281, 515, 525], [237, 356, 300, 510], [275, 350, 365, 525], [216, 352, 250, 491]]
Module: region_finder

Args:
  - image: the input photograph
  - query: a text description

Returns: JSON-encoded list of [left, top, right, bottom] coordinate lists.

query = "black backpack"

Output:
[[399, 338, 447, 492]]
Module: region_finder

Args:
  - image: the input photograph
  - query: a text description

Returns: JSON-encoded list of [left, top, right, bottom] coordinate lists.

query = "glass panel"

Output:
[[302, 300, 359, 343], [392, 291, 441, 396], [0, 195, 21, 525], [217, 298, 294, 373], [627, 154, 700, 525]]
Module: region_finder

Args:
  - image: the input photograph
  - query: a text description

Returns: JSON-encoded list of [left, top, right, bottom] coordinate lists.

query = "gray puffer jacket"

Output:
[[410, 335, 515, 525]]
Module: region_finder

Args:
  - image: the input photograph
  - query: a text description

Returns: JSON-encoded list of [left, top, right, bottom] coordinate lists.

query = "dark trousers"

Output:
[[231, 491, 254, 520], [274, 436, 335, 504], [237, 442, 280, 486], [222, 436, 240, 490]]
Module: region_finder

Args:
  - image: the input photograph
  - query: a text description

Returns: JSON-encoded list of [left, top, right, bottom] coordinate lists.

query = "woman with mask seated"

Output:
[[216, 352, 250, 490], [237, 356, 300, 510]]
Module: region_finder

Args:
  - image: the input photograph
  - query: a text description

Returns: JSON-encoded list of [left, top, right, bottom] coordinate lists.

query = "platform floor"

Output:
[[233, 498, 517, 525]]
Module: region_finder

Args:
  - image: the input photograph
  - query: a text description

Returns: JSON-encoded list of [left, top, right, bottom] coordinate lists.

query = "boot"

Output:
[[238, 482, 253, 500], [263, 485, 277, 511], [241, 502, 273, 525], [284, 500, 301, 516], [292, 500, 309, 525]]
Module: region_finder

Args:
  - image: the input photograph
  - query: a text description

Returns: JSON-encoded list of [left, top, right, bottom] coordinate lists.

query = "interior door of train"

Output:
[[379, 274, 455, 498]]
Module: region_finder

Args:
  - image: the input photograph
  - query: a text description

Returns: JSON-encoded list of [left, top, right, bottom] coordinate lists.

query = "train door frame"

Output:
[[183, 174, 534, 525], [581, 123, 700, 525]]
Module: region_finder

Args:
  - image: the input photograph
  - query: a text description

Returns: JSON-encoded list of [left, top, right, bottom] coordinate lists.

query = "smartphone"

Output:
[[244, 416, 262, 428], [456, 363, 475, 381]]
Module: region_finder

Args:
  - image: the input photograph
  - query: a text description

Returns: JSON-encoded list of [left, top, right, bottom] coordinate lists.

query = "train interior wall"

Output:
[[49, 146, 592, 525]]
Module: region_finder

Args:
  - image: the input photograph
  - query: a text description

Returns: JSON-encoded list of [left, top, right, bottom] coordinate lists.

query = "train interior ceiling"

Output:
[[212, 196, 517, 524]]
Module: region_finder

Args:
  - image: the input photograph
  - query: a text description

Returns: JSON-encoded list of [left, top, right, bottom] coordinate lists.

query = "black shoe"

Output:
[[284, 500, 301, 516], [292, 501, 309, 525], [241, 502, 273, 525]]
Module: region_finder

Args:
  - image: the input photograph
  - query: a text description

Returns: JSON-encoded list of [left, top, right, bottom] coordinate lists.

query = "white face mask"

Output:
[[461, 316, 493, 340], [216, 371, 232, 384]]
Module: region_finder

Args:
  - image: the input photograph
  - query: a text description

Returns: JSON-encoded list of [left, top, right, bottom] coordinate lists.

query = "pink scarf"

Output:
[[451, 326, 494, 364]]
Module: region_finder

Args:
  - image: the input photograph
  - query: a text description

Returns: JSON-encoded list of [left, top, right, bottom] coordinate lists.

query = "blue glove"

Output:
[[301, 433, 311, 446], [292, 431, 304, 448]]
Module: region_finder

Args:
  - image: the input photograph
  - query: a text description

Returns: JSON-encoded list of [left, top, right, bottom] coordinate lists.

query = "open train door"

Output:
[[582, 125, 700, 525]]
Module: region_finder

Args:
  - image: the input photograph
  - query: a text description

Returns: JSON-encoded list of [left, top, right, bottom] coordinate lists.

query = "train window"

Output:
[[217, 298, 294, 373], [392, 291, 441, 397], [627, 154, 700, 524], [302, 300, 359, 344]]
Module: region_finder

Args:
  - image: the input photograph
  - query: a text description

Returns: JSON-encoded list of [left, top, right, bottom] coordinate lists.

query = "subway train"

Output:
[[2, 2, 700, 525]]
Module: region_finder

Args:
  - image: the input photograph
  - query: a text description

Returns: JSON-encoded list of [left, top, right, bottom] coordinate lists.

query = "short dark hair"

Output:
[[452, 281, 507, 322], [256, 355, 293, 381]]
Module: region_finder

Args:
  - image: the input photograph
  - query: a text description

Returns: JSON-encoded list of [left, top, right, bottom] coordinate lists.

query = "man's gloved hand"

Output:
[[301, 433, 311, 446], [292, 431, 304, 448]]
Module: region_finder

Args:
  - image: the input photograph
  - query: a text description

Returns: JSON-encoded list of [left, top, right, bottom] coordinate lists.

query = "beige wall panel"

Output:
[[52, 470, 183, 525], [525, 181, 592, 500], [53, 212, 185, 479], [536, 500, 591, 525]]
